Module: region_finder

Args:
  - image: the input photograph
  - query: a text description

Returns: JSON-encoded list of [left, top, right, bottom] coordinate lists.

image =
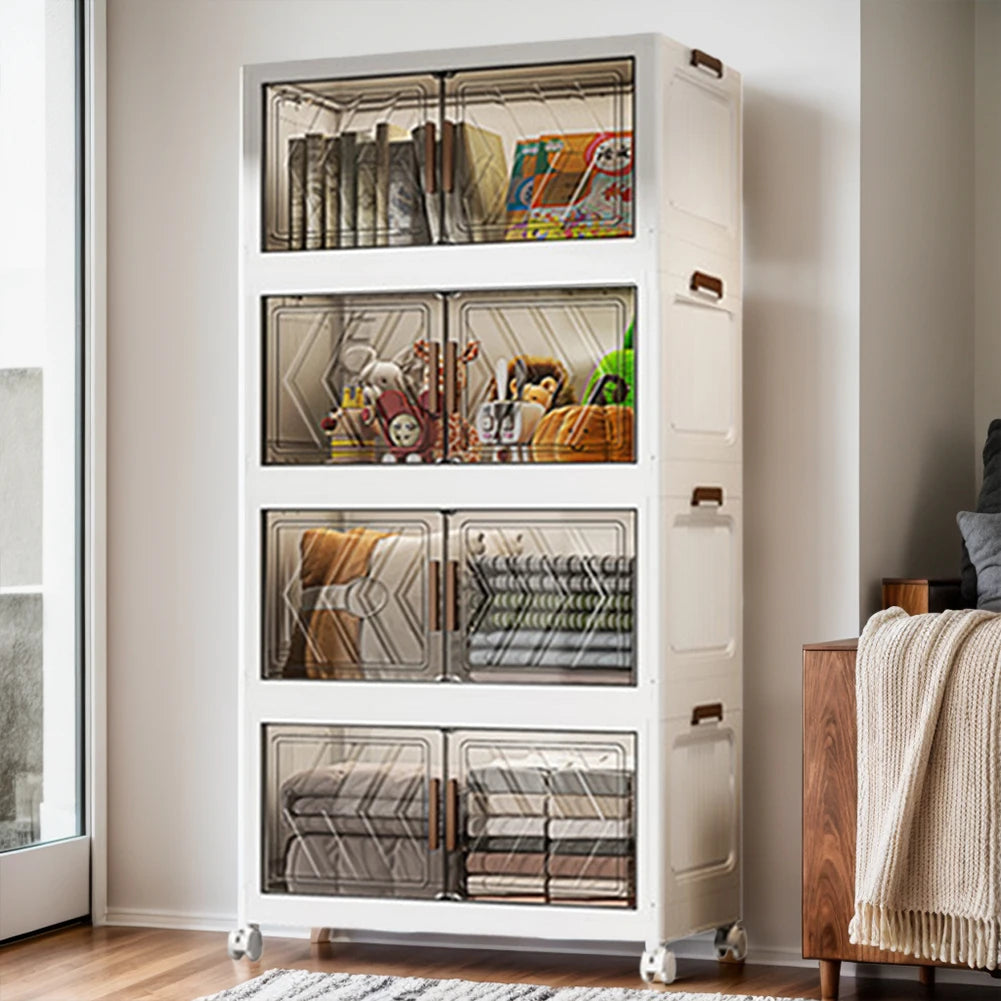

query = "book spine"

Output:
[[323, 137, 340, 249], [287, 137, 306, 250], [304, 133, 326, 250], [339, 131, 357, 248], [388, 140, 430, 247], [355, 139, 376, 248], [375, 122, 390, 246]]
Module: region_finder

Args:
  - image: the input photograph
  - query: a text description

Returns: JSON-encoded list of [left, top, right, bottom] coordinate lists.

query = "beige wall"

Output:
[[105, 0, 861, 961], [859, 0, 976, 618]]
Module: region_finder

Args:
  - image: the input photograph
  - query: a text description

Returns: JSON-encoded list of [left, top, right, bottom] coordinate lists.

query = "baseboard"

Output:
[[105, 908, 236, 933]]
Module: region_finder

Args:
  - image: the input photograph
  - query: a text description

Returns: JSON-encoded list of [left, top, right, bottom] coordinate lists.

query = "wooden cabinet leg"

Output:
[[310, 927, 333, 945], [819, 959, 841, 1001], [919, 965, 935, 987]]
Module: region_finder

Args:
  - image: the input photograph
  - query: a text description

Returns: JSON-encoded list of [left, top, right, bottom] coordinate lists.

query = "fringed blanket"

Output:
[[849, 607, 1001, 969]]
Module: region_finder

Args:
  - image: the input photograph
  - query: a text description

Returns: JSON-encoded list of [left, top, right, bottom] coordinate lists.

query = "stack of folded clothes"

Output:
[[464, 763, 634, 905], [280, 761, 434, 897], [467, 554, 635, 671]]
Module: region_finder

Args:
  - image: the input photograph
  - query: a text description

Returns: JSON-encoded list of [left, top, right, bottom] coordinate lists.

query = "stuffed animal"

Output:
[[340, 342, 414, 401], [491, 356, 576, 408], [511, 375, 559, 410], [583, 320, 635, 408], [413, 339, 483, 462]]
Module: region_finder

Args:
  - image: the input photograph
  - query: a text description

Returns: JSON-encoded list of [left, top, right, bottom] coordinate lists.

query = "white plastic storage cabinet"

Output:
[[237, 35, 743, 984]]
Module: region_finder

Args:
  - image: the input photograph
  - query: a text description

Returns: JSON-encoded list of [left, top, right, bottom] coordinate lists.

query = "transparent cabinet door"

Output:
[[263, 725, 444, 899], [263, 293, 443, 465], [449, 509, 636, 685], [444, 60, 633, 244], [264, 74, 439, 251], [263, 510, 444, 681], [452, 287, 635, 464], [447, 729, 636, 906]]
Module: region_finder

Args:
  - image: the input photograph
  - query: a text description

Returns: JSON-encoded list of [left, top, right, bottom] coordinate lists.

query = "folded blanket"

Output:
[[466, 815, 546, 838], [549, 854, 629, 879], [285, 815, 426, 838], [480, 611, 633, 631], [470, 554, 634, 577], [550, 769, 631, 796], [549, 819, 630, 840], [549, 877, 628, 899], [550, 794, 631, 819], [466, 836, 546, 854], [465, 874, 545, 896], [282, 762, 425, 811], [471, 573, 633, 595], [849, 607, 1001, 969], [466, 766, 548, 794], [285, 795, 426, 820], [474, 594, 634, 613], [284, 832, 431, 891], [551, 838, 632, 856], [467, 629, 632, 651], [465, 852, 546, 876], [467, 648, 631, 669], [467, 792, 547, 816]]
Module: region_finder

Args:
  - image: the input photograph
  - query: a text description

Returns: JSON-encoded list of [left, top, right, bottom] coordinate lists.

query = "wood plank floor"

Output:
[[1, 925, 998, 1001]]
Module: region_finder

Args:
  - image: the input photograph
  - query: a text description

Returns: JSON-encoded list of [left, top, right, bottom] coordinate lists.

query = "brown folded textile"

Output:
[[550, 794, 631, 819], [285, 526, 389, 679], [465, 852, 546, 876], [548, 854, 629, 879]]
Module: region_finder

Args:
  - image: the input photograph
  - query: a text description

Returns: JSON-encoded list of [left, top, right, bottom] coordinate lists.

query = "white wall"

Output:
[[106, 0, 861, 960], [975, 0, 1001, 476], [858, 0, 976, 617]]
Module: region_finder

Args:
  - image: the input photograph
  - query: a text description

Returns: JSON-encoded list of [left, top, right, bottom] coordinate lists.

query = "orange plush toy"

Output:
[[530, 374, 634, 463]]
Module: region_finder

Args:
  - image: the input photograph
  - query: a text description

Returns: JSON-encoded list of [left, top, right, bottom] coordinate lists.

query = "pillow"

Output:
[[961, 419, 1001, 604], [957, 511, 1001, 612]]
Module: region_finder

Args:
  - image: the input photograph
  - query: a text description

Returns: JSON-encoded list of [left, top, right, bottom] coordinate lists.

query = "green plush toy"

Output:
[[583, 320, 635, 407]]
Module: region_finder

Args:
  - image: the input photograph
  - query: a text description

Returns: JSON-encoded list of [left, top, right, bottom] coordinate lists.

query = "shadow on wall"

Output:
[[741, 83, 860, 952]]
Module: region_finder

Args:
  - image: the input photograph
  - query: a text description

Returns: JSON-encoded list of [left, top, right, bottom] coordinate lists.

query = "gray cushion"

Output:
[[962, 419, 1001, 604], [957, 511, 1001, 612]]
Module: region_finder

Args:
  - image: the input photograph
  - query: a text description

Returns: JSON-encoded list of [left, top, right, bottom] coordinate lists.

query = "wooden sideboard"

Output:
[[802, 639, 951, 1000]]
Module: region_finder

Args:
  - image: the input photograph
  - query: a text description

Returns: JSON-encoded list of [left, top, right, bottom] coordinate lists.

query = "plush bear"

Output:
[[511, 374, 559, 411]]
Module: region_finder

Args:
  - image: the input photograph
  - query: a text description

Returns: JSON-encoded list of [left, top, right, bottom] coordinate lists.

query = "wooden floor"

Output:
[[1, 925, 999, 1001]]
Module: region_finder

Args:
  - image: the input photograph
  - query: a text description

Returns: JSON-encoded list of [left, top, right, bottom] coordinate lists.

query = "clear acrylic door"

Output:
[[447, 729, 635, 906], [263, 74, 439, 251], [443, 60, 634, 244], [263, 725, 444, 899], [452, 287, 636, 464], [449, 510, 636, 685], [263, 510, 444, 681], [263, 293, 443, 465]]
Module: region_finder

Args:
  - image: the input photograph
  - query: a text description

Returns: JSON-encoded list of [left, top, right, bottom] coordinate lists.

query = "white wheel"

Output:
[[715, 921, 747, 963], [639, 945, 677, 985], [227, 924, 263, 962]]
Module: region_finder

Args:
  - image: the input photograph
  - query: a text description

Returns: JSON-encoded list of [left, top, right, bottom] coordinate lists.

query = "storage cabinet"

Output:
[[239, 34, 743, 984]]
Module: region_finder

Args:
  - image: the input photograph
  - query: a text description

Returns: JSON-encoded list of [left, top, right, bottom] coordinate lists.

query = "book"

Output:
[[304, 133, 326, 250], [387, 140, 430, 246], [322, 136, 340, 249], [287, 136, 306, 250], [452, 121, 507, 242], [503, 138, 542, 241], [411, 122, 440, 243], [527, 131, 633, 239], [355, 139, 376, 247], [338, 131, 357, 248], [375, 122, 390, 246]]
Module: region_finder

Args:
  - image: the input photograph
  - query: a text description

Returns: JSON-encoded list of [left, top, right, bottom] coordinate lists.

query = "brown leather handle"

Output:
[[444, 559, 458, 633], [428, 778, 441, 851], [443, 341, 458, 416], [428, 560, 441, 632], [442, 120, 455, 194], [691, 485, 724, 507], [427, 340, 440, 414], [690, 270, 724, 299], [690, 48, 724, 79], [424, 121, 437, 196], [444, 778, 459, 851], [691, 702, 724, 726]]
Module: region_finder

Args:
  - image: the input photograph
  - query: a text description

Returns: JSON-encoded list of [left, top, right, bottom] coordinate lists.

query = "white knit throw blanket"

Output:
[[849, 607, 1001, 969]]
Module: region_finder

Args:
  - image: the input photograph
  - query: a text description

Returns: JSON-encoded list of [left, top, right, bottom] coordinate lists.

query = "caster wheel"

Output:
[[714, 921, 747, 963], [227, 924, 263, 962], [639, 945, 677, 985]]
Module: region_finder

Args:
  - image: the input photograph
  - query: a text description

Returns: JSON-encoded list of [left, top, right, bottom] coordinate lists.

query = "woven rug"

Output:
[[197, 969, 802, 1000]]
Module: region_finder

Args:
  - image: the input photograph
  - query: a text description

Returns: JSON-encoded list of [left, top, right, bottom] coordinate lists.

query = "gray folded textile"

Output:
[[475, 593, 634, 613], [285, 815, 425, 838], [467, 630, 632, 651], [282, 763, 426, 811], [549, 877, 629, 899], [466, 766, 548, 794], [550, 769, 631, 796], [471, 554, 634, 577], [284, 833, 432, 893], [467, 792, 547, 816], [465, 852, 546, 876], [551, 838, 632, 856], [467, 648, 631, 669], [548, 819, 631, 840], [467, 836, 546, 854], [550, 794, 631, 819], [287, 795, 426, 820], [466, 815, 547, 838], [473, 573, 633, 595]]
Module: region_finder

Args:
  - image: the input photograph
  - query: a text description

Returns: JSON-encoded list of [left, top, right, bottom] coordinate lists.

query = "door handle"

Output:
[[429, 560, 441, 632], [423, 121, 437, 196], [691, 702, 724, 726], [442, 120, 456, 194], [444, 778, 459, 852], [444, 559, 459, 633], [691, 485, 724, 507], [690, 270, 724, 299], [428, 778, 441, 851], [690, 48, 724, 79], [427, 340, 440, 415], [443, 341, 458, 416]]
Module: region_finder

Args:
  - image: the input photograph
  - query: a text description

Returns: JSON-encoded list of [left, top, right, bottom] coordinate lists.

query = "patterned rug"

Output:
[[197, 969, 804, 1000]]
